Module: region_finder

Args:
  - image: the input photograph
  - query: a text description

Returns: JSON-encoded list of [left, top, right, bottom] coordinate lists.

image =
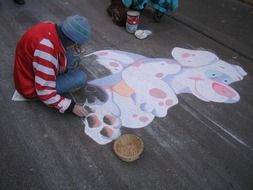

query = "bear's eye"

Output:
[[224, 79, 228, 83]]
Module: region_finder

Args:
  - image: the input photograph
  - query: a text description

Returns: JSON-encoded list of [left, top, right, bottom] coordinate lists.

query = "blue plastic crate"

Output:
[[122, 0, 179, 13]]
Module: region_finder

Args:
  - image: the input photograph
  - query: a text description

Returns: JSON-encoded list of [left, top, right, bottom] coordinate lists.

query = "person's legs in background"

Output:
[[13, 0, 25, 5]]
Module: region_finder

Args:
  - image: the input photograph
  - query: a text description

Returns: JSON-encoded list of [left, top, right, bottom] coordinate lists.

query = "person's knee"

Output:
[[75, 70, 87, 86]]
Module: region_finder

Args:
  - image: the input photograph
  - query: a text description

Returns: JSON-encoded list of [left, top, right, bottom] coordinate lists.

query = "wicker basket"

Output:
[[113, 134, 144, 162]]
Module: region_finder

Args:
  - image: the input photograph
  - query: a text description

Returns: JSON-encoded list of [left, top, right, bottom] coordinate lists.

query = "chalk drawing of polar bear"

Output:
[[82, 47, 247, 144]]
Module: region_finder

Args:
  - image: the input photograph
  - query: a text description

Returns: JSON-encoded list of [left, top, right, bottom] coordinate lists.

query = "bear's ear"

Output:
[[171, 47, 219, 68], [93, 50, 135, 65], [233, 65, 247, 78]]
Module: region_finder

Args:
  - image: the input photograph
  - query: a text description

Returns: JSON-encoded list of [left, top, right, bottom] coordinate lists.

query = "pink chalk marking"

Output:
[[159, 102, 164, 106], [104, 86, 112, 90], [96, 51, 108, 56], [182, 53, 191, 58], [188, 76, 204, 81], [212, 82, 236, 97], [101, 126, 113, 137], [166, 59, 176, 64], [156, 73, 164, 78], [139, 116, 149, 122], [89, 115, 102, 128], [132, 61, 144, 67], [149, 88, 167, 99], [109, 62, 119, 67], [104, 114, 116, 125], [166, 99, 173, 106]]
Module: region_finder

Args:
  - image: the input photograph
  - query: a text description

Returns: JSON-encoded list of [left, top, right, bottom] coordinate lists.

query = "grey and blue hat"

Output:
[[61, 15, 91, 45]]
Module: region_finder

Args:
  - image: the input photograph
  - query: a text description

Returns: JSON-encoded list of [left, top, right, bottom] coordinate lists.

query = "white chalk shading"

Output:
[[83, 90, 122, 144], [10, 48, 247, 145], [78, 48, 247, 144], [121, 59, 180, 117], [172, 47, 219, 67]]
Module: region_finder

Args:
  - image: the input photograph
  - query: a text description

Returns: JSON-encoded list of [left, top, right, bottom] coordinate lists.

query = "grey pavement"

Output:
[[0, 0, 253, 190]]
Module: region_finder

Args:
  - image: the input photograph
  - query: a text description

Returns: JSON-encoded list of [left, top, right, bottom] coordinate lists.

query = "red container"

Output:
[[126, 11, 140, 33]]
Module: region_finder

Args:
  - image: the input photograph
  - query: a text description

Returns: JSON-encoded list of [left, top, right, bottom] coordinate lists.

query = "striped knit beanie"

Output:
[[61, 15, 91, 45]]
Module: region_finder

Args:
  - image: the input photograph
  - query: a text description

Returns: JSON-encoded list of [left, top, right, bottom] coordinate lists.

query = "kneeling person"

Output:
[[13, 15, 91, 117]]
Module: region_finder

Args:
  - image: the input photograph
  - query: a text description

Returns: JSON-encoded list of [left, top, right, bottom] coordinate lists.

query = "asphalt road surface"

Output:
[[0, 0, 253, 189]]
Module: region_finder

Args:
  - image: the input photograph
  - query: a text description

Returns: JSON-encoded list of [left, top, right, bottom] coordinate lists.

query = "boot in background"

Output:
[[107, 0, 127, 26]]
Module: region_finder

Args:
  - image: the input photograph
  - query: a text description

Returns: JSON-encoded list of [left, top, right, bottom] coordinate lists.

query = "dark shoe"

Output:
[[13, 0, 25, 5], [107, 2, 127, 26], [107, 5, 113, 16]]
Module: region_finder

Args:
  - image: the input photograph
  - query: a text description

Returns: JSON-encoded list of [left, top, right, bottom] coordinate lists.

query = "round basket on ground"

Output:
[[113, 134, 144, 162]]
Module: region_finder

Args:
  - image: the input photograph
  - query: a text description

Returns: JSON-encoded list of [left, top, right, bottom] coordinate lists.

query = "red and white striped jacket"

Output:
[[13, 22, 72, 113]]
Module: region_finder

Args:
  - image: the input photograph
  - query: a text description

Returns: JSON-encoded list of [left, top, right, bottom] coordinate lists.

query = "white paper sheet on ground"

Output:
[[11, 90, 29, 101]]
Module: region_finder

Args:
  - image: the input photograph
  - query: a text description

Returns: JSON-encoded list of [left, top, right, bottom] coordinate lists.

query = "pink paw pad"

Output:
[[132, 61, 144, 67], [156, 73, 164, 78], [139, 116, 149, 123], [109, 62, 120, 67], [87, 115, 102, 128], [182, 53, 191, 58], [103, 114, 116, 125], [166, 99, 173, 106], [149, 88, 167, 99], [159, 101, 164, 106]]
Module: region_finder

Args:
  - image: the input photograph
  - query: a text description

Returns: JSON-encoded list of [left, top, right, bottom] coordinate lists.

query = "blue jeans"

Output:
[[56, 50, 87, 94]]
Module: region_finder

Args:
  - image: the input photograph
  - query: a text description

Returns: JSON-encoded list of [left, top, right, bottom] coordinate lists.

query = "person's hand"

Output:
[[72, 104, 89, 117]]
